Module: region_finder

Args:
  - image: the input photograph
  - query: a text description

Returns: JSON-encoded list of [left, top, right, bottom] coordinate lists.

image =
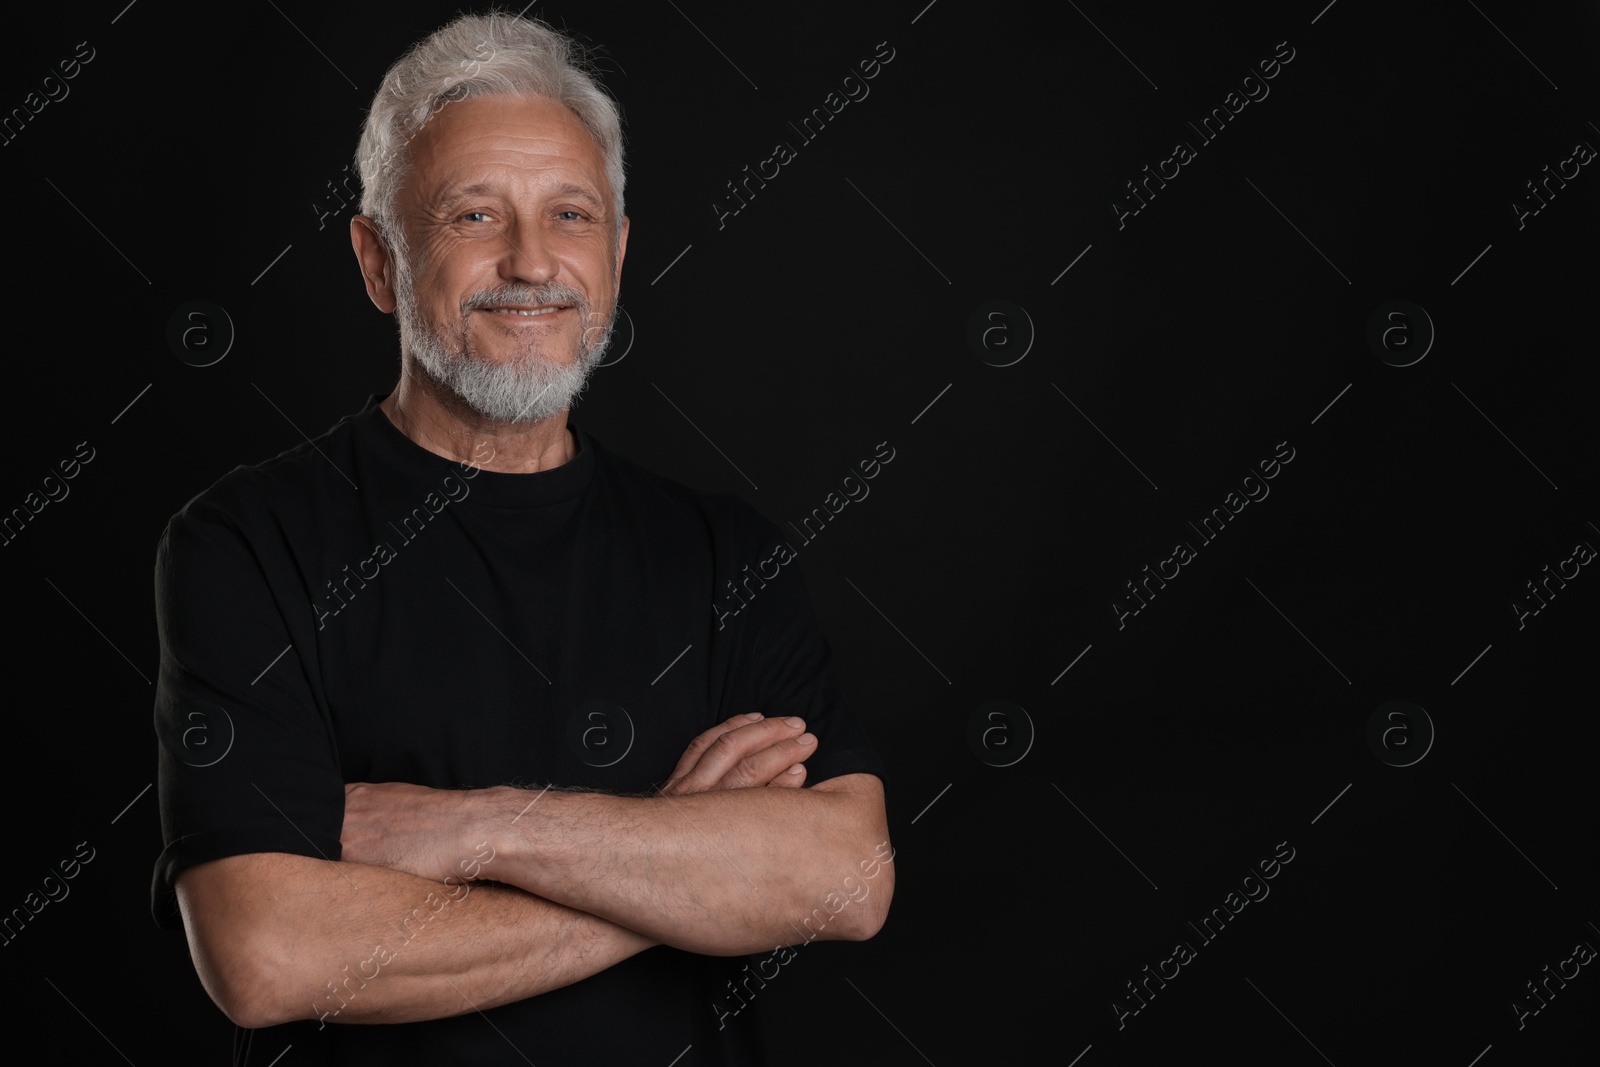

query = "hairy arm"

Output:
[[175, 852, 654, 1031], [177, 714, 837, 1029], [343, 715, 895, 957], [488, 771, 892, 954]]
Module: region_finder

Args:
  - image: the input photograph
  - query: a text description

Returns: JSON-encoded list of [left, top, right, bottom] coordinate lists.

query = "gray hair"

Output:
[[355, 11, 626, 262]]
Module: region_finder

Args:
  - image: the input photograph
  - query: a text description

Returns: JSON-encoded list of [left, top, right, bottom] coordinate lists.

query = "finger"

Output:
[[694, 719, 807, 789], [714, 730, 817, 791], [769, 763, 807, 789], [669, 717, 807, 793], [663, 713, 766, 785]]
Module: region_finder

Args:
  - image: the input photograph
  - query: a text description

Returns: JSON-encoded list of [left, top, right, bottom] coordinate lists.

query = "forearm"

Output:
[[176, 851, 654, 1030], [338, 719, 896, 957], [473, 776, 892, 955]]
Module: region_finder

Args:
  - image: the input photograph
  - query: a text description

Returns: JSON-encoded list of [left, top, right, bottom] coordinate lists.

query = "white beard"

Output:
[[393, 253, 617, 425]]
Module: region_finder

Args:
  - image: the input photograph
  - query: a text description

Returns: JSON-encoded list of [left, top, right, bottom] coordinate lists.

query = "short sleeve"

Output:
[[724, 518, 885, 790], [150, 504, 344, 928]]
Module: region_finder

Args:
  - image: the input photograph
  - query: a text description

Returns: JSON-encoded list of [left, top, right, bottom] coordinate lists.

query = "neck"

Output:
[[381, 360, 576, 474]]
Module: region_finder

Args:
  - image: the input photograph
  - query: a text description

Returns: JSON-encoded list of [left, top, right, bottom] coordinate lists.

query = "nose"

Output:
[[497, 217, 560, 286]]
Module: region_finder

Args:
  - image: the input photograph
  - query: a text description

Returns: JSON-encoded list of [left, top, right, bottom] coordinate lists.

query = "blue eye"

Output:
[[557, 211, 584, 221], [460, 211, 490, 223]]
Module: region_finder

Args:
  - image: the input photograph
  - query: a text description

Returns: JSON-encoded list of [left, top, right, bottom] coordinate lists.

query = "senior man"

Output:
[[153, 12, 891, 1066]]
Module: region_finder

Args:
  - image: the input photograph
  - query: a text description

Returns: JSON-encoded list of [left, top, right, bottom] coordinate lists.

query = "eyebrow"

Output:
[[438, 181, 607, 212]]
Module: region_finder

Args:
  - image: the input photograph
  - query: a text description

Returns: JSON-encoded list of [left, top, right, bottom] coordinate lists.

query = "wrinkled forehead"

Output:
[[402, 93, 614, 212]]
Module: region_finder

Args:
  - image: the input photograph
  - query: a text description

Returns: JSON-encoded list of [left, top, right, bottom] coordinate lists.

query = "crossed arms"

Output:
[[176, 712, 893, 1030]]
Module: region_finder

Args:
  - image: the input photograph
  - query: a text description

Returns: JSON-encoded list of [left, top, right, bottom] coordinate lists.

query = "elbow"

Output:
[[183, 917, 310, 1030], [197, 954, 303, 1031], [216, 992, 290, 1033], [198, 945, 311, 1030], [804, 778, 896, 943], [858, 869, 895, 940], [836, 907, 886, 942], [175, 856, 340, 1029], [223, 965, 357, 1032], [836, 823, 895, 941], [836, 860, 895, 942], [786, 857, 894, 945], [176, 863, 322, 1029]]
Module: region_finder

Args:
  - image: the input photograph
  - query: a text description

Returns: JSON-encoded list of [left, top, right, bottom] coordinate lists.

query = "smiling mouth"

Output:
[[479, 305, 571, 317]]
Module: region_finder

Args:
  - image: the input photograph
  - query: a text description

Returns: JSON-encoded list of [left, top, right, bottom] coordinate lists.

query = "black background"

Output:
[[2, 1, 1595, 1063]]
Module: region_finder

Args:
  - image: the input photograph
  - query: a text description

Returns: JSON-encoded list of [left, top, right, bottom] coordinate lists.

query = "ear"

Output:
[[613, 215, 630, 297], [351, 215, 398, 313]]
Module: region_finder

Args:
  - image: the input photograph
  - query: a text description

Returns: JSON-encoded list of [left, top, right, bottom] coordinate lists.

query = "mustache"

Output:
[[461, 282, 591, 313]]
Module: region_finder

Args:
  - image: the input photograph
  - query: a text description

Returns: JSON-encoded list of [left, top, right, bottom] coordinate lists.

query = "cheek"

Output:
[[417, 240, 490, 295], [566, 249, 619, 301]]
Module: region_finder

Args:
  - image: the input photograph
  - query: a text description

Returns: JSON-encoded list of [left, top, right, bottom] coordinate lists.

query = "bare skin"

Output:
[[340, 716, 891, 956], [178, 714, 892, 1029]]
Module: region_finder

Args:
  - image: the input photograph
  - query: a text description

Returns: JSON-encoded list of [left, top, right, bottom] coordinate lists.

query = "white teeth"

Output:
[[488, 306, 561, 316]]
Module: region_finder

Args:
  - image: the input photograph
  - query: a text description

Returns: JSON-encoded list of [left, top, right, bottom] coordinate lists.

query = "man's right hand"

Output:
[[660, 712, 816, 795]]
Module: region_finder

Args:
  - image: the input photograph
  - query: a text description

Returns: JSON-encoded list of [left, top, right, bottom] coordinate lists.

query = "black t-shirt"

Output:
[[152, 396, 884, 1066]]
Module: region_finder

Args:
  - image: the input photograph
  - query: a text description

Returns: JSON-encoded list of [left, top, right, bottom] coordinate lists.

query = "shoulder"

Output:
[[161, 401, 379, 543]]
